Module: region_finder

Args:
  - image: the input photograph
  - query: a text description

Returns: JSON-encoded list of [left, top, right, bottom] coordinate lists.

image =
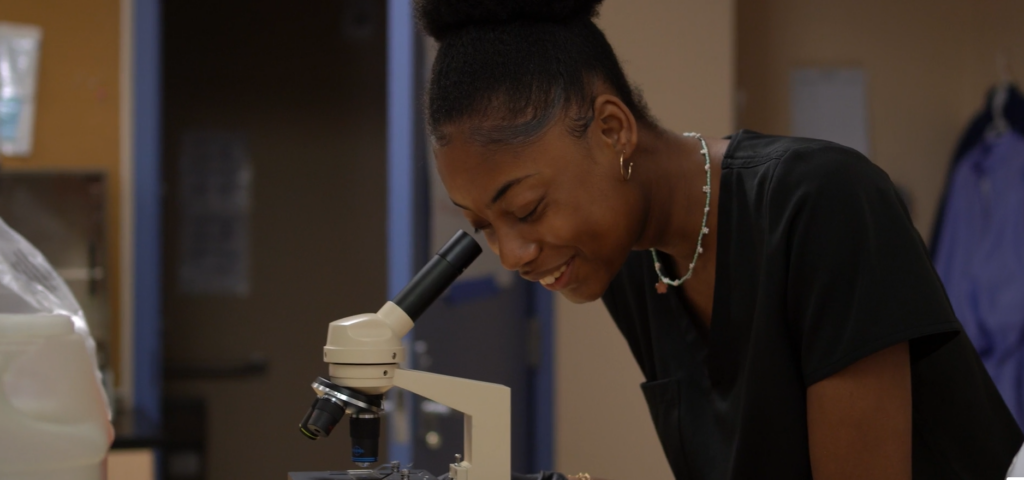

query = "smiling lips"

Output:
[[539, 261, 570, 286]]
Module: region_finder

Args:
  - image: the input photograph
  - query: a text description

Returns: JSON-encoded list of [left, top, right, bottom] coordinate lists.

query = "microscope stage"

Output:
[[288, 469, 441, 480]]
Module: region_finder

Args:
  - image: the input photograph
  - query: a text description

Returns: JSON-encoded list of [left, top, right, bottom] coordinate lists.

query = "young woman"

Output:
[[416, 1, 1023, 478]]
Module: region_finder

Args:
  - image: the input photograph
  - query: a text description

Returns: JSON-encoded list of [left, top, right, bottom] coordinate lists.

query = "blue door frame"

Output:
[[385, 0, 416, 466], [132, 0, 163, 429]]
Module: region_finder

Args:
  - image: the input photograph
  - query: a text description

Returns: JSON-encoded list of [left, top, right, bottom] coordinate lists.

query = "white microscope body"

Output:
[[298, 231, 510, 480]]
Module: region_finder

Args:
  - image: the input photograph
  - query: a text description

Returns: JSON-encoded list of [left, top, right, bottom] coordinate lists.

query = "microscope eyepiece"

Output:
[[391, 230, 482, 321], [436, 229, 482, 271]]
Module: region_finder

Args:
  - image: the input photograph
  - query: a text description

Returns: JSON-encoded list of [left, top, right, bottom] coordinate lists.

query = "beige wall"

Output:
[[737, 0, 1024, 239], [962, 0, 1024, 119], [554, 1, 735, 478]]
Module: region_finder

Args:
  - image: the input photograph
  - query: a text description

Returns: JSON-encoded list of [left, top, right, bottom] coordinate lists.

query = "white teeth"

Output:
[[539, 262, 570, 285]]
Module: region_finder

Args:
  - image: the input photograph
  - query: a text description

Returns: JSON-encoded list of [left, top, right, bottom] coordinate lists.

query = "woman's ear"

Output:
[[593, 94, 639, 157]]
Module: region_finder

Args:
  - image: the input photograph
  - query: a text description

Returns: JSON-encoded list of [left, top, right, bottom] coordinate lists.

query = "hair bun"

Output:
[[416, 0, 605, 41]]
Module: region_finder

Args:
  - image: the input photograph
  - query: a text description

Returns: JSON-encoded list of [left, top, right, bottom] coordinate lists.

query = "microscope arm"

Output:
[[393, 369, 510, 480]]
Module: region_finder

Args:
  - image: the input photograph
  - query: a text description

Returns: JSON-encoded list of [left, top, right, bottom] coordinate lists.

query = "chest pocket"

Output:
[[641, 374, 727, 480]]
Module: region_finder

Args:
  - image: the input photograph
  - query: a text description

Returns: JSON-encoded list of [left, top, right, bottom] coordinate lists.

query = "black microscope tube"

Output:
[[391, 230, 481, 321], [350, 414, 381, 464]]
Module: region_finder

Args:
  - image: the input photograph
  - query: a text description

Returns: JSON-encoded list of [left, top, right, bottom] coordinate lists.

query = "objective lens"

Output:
[[299, 397, 321, 440], [350, 412, 381, 465], [306, 397, 346, 438]]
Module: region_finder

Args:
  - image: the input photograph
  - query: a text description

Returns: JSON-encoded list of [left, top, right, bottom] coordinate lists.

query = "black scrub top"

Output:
[[601, 131, 1023, 479]]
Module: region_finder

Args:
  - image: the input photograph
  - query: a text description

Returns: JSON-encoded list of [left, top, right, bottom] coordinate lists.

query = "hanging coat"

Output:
[[933, 131, 1024, 426], [931, 84, 1024, 250]]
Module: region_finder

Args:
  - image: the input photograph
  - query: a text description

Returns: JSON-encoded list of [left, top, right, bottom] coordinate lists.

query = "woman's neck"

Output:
[[632, 128, 725, 265]]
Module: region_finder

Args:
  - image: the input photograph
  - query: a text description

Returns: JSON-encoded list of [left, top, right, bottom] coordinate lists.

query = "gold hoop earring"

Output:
[[620, 152, 633, 181]]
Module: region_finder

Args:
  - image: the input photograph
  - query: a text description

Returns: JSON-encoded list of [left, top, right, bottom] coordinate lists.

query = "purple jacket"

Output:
[[934, 131, 1024, 425]]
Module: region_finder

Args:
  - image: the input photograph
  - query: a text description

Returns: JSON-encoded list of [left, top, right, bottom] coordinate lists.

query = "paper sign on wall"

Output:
[[177, 131, 252, 296], [0, 22, 42, 157], [790, 67, 871, 156]]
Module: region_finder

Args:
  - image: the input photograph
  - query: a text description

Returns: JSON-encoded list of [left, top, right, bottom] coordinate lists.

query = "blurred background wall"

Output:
[[737, 0, 1024, 238]]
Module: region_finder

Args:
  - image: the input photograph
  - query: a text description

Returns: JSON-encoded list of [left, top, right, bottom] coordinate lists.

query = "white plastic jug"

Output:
[[0, 314, 113, 480]]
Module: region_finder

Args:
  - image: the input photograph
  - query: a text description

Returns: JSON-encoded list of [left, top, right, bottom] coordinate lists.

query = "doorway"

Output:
[[161, 0, 388, 478]]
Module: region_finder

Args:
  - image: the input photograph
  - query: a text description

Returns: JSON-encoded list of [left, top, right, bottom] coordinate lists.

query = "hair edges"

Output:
[[444, 89, 599, 147], [430, 87, 636, 147], [469, 88, 565, 145]]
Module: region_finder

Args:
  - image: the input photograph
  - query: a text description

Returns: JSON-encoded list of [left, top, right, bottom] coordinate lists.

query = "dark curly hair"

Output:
[[416, 0, 658, 146]]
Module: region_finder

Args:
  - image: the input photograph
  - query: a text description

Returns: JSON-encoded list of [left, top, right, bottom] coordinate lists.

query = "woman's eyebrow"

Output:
[[449, 173, 538, 210], [488, 174, 537, 206]]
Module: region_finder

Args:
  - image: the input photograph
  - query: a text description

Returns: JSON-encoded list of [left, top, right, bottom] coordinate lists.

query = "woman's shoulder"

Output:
[[726, 130, 894, 204]]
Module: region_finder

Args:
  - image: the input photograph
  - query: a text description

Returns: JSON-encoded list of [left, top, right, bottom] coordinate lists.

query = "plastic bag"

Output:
[[0, 215, 110, 418]]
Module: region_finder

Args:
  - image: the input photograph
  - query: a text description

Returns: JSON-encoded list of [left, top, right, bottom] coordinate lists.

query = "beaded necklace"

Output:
[[651, 132, 711, 294]]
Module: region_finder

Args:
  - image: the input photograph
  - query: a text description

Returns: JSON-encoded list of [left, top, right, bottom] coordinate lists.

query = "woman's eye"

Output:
[[517, 199, 544, 222], [473, 225, 492, 234]]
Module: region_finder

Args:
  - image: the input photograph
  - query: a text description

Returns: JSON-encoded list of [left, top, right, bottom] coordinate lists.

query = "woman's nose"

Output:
[[496, 230, 540, 272]]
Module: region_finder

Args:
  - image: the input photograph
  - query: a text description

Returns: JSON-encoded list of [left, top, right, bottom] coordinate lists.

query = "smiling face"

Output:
[[435, 110, 646, 303]]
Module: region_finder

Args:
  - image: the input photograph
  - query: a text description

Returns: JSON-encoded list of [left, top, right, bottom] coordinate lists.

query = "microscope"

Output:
[[289, 231, 511, 480]]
